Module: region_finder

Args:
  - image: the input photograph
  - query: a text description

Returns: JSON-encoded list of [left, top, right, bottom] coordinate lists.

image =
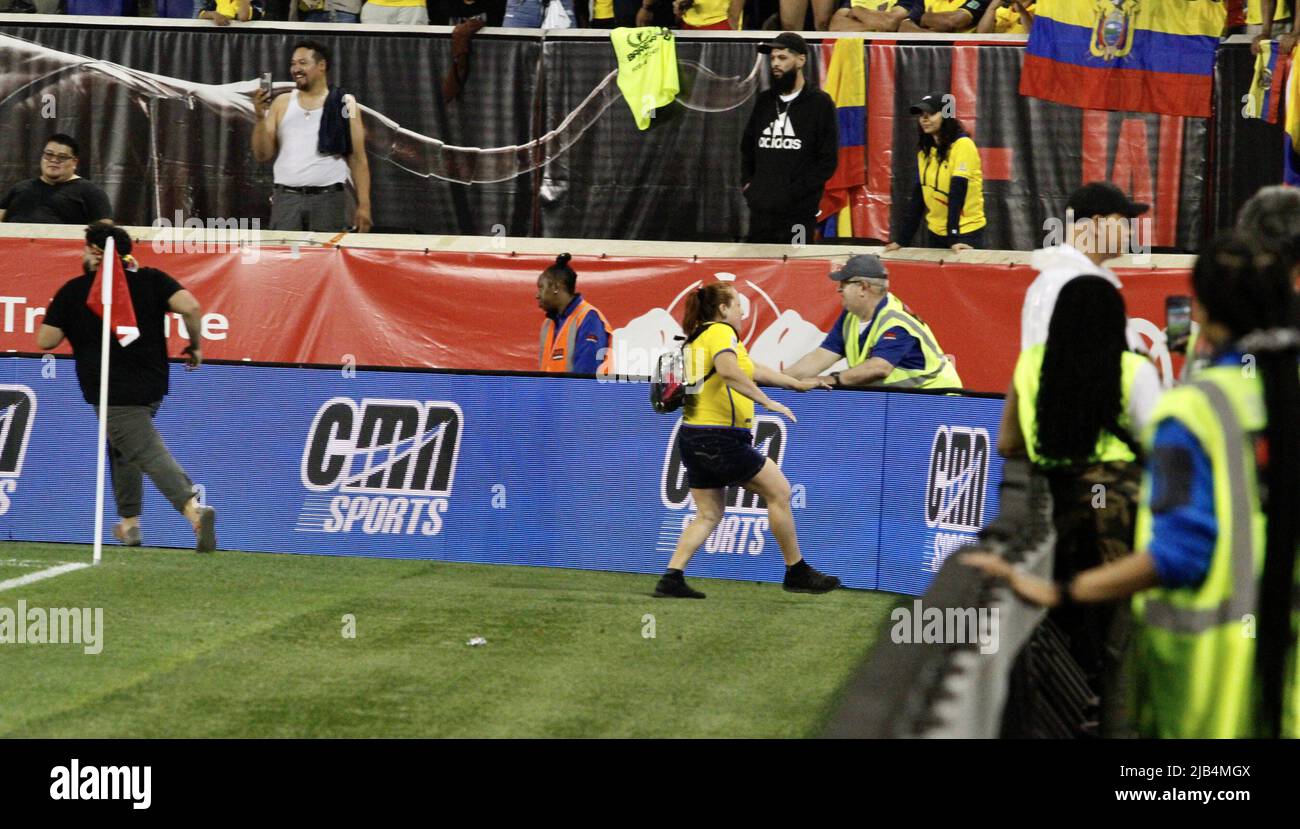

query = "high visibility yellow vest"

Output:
[[1131, 365, 1300, 738], [1012, 344, 1144, 468], [842, 293, 962, 390]]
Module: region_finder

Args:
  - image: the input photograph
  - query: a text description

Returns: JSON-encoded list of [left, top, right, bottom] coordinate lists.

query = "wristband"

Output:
[[1056, 579, 1076, 608]]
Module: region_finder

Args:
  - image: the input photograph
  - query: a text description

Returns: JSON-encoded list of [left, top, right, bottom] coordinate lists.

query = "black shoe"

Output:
[[783, 563, 841, 594], [654, 575, 706, 599]]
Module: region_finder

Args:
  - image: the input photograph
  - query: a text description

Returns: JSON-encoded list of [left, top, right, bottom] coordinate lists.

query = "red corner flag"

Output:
[[84, 237, 140, 347]]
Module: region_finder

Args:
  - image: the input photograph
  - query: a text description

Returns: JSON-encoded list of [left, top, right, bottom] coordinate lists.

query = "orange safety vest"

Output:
[[538, 299, 613, 374]]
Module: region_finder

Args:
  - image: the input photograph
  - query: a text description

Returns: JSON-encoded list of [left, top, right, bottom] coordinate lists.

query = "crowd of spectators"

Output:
[[0, 0, 1035, 30]]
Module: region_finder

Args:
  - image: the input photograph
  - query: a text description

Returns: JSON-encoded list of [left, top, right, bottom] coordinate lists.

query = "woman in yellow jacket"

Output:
[[885, 91, 987, 253], [654, 283, 840, 599]]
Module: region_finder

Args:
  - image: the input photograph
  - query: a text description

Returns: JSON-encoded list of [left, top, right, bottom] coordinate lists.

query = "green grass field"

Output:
[[0, 542, 901, 738]]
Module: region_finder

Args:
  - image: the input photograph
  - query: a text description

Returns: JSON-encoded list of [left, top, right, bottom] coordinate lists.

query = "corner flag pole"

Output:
[[91, 236, 115, 567]]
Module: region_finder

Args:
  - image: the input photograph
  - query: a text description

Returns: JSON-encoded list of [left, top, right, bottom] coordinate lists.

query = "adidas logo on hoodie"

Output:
[[758, 111, 802, 150]]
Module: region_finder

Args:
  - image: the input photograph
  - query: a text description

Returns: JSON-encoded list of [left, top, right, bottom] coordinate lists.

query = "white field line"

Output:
[[0, 559, 78, 568], [0, 562, 93, 593]]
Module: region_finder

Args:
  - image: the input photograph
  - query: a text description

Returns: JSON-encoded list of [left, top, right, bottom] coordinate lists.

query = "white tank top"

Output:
[[273, 91, 351, 188]]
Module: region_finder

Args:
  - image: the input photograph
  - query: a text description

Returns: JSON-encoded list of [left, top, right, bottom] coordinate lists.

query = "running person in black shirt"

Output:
[[37, 224, 217, 553]]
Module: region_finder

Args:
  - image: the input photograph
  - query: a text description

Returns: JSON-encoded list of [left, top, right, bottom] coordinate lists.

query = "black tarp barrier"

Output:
[[0, 22, 1250, 249]]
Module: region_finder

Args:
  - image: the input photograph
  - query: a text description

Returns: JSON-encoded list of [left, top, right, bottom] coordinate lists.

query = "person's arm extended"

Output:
[[251, 91, 282, 163], [346, 99, 372, 232], [727, 0, 744, 28], [168, 289, 205, 369], [919, 9, 974, 31], [1255, 0, 1277, 52], [975, 0, 1002, 32], [713, 351, 795, 419], [753, 362, 829, 391], [996, 383, 1026, 457], [963, 549, 1161, 607], [36, 324, 64, 350], [837, 356, 893, 386], [784, 347, 840, 379], [237, 0, 253, 20]]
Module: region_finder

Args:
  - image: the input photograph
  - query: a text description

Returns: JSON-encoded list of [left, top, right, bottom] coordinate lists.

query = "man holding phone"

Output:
[[251, 40, 373, 234]]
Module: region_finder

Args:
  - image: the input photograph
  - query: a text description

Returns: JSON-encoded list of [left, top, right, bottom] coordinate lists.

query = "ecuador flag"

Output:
[[817, 37, 866, 237], [1020, 0, 1226, 118], [1285, 43, 1300, 185]]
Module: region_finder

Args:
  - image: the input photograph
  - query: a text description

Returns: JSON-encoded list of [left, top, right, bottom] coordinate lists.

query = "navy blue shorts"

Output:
[[678, 426, 767, 490]]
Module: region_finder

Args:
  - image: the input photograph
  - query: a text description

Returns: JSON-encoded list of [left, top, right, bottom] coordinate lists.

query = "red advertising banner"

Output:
[[0, 237, 1190, 393]]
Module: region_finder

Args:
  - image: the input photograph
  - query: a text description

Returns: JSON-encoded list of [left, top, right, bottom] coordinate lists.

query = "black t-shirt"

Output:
[[43, 266, 184, 406], [0, 177, 112, 225], [429, 0, 505, 24]]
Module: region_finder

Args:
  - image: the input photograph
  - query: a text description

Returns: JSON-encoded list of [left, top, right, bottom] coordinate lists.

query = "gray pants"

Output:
[[269, 186, 350, 232], [95, 403, 196, 519]]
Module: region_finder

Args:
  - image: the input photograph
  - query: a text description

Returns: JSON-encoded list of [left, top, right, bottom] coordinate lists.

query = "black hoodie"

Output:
[[740, 84, 839, 217]]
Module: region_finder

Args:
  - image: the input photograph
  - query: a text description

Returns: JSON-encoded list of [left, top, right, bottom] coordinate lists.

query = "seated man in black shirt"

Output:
[[0, 134, 112, 225], [37, 224, 217, 553]]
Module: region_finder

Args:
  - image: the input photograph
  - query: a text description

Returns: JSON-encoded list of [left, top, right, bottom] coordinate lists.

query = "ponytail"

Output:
[[682, 283, 734, 338], [1194, 236, 1300, 738]]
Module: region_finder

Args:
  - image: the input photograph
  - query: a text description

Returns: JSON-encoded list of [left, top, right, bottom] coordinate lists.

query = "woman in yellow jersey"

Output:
[[884, 91, 987, 253], [975, 0, 1033, 33], [969, 236, 1300, 738], [654, 283, 841, 599]]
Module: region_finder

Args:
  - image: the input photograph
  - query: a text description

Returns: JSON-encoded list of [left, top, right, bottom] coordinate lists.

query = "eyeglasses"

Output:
[[42, 151, 75, 163]]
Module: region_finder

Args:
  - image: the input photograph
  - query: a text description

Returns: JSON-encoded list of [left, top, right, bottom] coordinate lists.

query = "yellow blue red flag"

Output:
[[1020, 0, 1226, 118], [817, 38, 866, 238]]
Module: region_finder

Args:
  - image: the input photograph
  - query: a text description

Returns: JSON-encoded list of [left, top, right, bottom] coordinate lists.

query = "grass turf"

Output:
[[0, 541, 902, 738]]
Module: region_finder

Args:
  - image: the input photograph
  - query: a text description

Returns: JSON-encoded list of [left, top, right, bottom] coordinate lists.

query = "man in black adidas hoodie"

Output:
[[740, 32, 840, 245]]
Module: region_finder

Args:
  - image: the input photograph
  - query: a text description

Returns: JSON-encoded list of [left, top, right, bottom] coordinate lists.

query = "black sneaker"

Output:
[[783, 563, 841, 594], [654, 575, 706, 599]]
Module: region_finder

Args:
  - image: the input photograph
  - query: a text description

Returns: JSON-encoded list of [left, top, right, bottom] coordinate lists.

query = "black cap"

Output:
[[909, 91, 951, 115], [829, 254, 888, 282], [1067, 181, 1149, 219], [758, 32, 808, 56]]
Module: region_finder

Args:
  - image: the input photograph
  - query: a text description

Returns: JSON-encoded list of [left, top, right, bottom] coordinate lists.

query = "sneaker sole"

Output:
[[652, 590, 707, 599], [782, 582, 841, 594], [195, 507, 217, 554]]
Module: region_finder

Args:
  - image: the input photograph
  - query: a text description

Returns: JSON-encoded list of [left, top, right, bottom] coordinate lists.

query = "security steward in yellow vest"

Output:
[[966, 237, 1300, 738], [784, 253, 963, 390], [536, 252, 613, 374]]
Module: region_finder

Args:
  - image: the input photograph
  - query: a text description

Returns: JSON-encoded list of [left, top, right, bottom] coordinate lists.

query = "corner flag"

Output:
[[85, 237, 140, 347]]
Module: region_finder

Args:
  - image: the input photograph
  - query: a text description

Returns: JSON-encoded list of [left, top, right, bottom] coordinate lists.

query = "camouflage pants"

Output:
[[1044, 461, 1142, 737]]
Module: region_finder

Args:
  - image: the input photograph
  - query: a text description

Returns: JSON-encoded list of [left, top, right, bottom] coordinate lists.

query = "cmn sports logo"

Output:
[[0, 385, 36, 517], [296, 397, 463, 536], [924, 425, 990, 572]]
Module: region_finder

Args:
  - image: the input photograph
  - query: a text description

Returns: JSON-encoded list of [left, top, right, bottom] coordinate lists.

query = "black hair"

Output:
[[1034, 275, 1129, 464], [45, 133, 80, 158], [917, 116, 967, 164], [682, 283, 735, 338], [291, 40, 331, 72], [85, 222, 132, 257], [1192, 235, 1300, 738], [541, 252, 577, 294], [1237, 185, 1300, 270]]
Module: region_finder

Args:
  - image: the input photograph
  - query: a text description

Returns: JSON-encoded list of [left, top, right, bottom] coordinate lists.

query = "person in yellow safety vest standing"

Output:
[[783, 253, 963, 390], [967, 234, 1300, 739], [536, 252, 613, 375]]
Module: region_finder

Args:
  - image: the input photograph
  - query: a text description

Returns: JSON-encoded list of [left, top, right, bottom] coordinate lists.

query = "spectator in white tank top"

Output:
[[251, 39, 373, 233]]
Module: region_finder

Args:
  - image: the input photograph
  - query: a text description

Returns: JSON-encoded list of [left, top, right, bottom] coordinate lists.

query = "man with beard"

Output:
[[252, 40, 372, 233], [740, 32, 839, 245], [36, 223, 217, 553]]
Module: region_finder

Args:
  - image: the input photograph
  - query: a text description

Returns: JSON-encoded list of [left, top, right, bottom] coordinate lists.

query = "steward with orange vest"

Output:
[[536, 252, 613, 374]]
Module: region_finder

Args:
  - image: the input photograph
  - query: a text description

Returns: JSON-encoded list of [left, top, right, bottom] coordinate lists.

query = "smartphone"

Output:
[[1166, 295, 1192, 350], [259, 72, 273, 97]]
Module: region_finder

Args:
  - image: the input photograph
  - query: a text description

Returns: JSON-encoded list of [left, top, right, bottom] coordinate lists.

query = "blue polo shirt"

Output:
[[819, 296, 926, 370], [547, 294, 610, 374], [1145, 351, 1248, 589]]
